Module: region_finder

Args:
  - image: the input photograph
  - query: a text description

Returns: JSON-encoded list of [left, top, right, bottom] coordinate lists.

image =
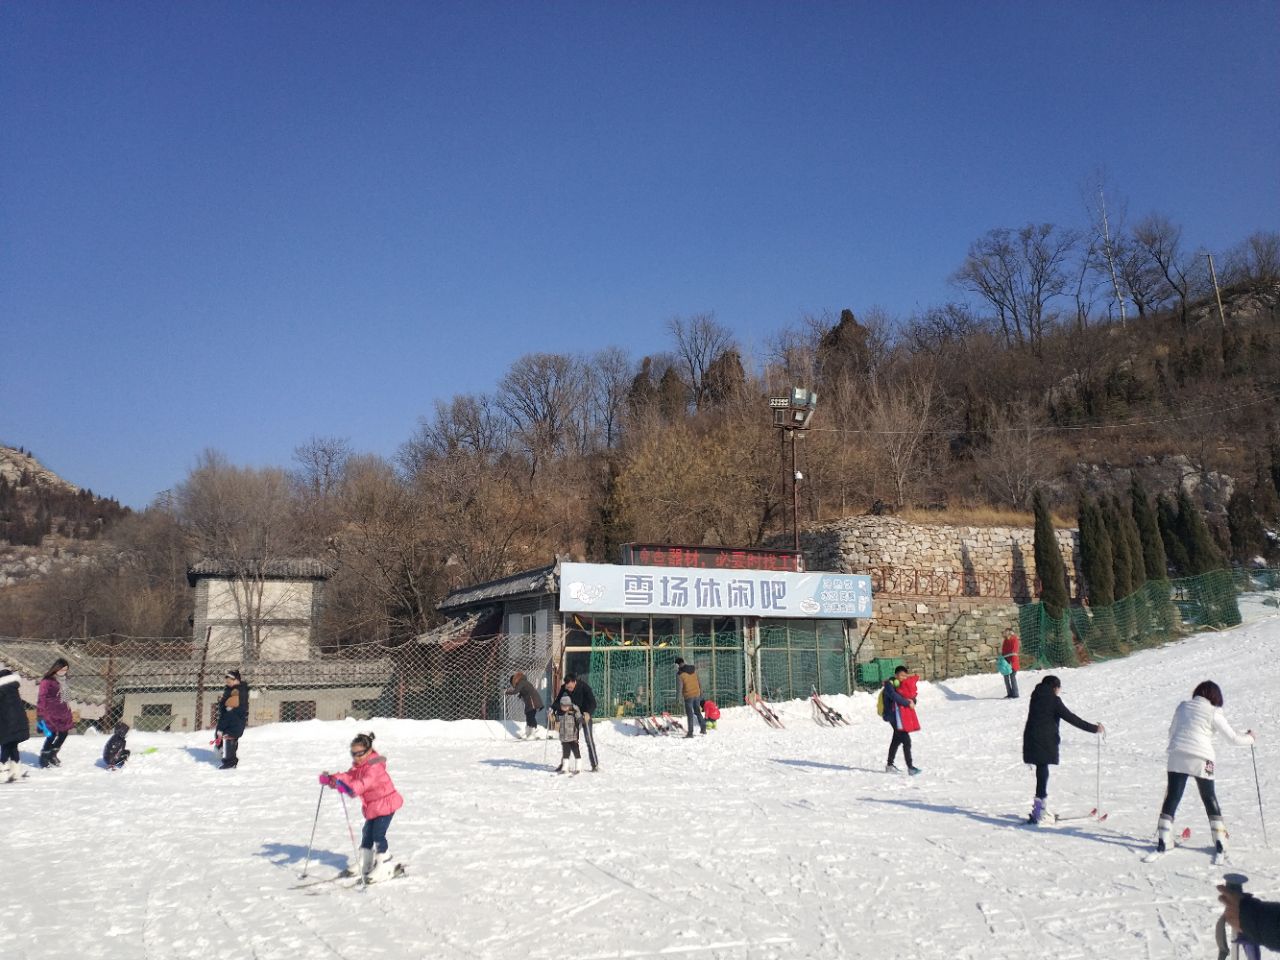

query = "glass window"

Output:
[[623, 618, 651, 647], [713, 617, 740, 648], [818, 620, 846, 650], [565, 650, 592, 679], [563, 613, 591, 650], [686, 617, 712, 648], [591, 616, 622, 647], [280, 701, 317, 722], [759, 620, 790, 648], [651, 618, 679, 649]]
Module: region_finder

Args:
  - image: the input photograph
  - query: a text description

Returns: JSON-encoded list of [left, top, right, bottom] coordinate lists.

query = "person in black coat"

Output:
[[1021, 675, 1104, 824], [1219, 884, 1280, 952], [103, 721, 131, 769], [0, 668, 30, 781], [215, 670, 249, 769], [506, 671, 544, 739], [553, 674, 599, 771]]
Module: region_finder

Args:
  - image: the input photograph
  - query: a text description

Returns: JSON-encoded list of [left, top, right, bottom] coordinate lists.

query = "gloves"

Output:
[[37, 719, 53, 738], [334, 779, 354, 797], [318, 773, 335, 787]]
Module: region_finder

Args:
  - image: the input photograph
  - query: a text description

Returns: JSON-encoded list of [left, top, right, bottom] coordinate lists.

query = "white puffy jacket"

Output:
[[1166, 695, 1253, 778]]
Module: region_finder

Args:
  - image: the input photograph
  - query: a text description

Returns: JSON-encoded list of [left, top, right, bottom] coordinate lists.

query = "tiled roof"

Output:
[[187, 558, 334, 584], [437, 562, 558, 612]]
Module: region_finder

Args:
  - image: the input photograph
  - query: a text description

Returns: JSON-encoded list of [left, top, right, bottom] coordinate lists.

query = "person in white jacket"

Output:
[[1155, 680, 1255, 857]]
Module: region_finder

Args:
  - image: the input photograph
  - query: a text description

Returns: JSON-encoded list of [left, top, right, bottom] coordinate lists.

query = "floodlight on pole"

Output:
[[768, 387, 818, 551]]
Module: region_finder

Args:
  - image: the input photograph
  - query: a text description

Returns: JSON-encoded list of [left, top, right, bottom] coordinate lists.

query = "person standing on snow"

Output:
[[999, 627, 1021, 699], [1152, 680, 1255, 858], [320, 732, 404, 882], [0, 668, 30, 781], [1022, 675, 1104, 824], [37, 658, 74, 768], [674, 657, 706, 737], [881, 665, 921, 774], [215, 670, 249, 769], [553, 695, 585, 774], [553, 673, 599, 771], [507, 671, 544, 739]]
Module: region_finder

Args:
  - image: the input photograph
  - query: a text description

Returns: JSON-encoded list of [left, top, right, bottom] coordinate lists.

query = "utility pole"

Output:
[[1206, 252, 1228, 331], [1098, 186, 1128, 325]]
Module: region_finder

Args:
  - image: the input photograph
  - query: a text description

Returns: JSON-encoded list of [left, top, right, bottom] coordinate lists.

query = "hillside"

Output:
[[0, 445, 128, 561]]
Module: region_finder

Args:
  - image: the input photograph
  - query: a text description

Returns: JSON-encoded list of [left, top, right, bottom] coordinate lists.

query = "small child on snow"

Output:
[[701, 699, 720, 730], [320, 732, 405, 882], [554, 695, 584, 774], [103, 721, 131, 769]]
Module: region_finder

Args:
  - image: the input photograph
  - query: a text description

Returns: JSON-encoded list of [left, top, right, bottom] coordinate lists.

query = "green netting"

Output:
[[755, 620, 850, 701], [589, 635, 746, 717], [1019, 568, 1266, 669]]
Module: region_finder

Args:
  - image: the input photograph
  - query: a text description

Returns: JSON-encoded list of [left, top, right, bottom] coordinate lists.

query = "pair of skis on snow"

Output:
[[1031, 807, 1109, 826], [810, 686, 849, 727], [291, 863, 407, 891], [745, 691, 784, 729], [634, 712, 686, 736]]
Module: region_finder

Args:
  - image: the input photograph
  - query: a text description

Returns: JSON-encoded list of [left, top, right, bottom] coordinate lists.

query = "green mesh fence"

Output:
[[756, 620, 849, 702], [589, 633, 747, 718], [1019, 567, 1272, 669]]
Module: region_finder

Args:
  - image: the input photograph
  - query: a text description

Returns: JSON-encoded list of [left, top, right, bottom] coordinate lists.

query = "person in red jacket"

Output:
[[701, 699, 721, 730], [1000, 628, 1021, 699], [881, 666, 922, 775], [321, 732, 404, 882]]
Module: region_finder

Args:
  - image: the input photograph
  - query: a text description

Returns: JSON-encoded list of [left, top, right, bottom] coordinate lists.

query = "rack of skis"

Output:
[[632, 687, 850, 735]]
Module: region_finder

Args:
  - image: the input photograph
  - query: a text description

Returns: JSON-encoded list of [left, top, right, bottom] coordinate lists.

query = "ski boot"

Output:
[[1155, 814, 1174, 853], [569, 757, 580, 775], [368, 851, 397, 883], [1210, 816, 1229, 865], [1028, 796, 1047, 825], [39, 751, 54, 769]]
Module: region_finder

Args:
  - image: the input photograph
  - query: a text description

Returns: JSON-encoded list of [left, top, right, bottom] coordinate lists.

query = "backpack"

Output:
[[875, 689, 884, 716], [997, 655, 1012, 677]]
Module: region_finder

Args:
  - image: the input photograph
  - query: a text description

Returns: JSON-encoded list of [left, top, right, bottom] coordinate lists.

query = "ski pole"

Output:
[[338, 790, 365, 887], [299, 783, 326, 879], [1252, 745, 1268, 848], [1096, 732, 1102, 815]]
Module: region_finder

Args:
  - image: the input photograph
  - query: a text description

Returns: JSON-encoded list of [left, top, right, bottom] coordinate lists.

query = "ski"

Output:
[[810, 686, 849, 726], [1053, 807, 1108, 823], [661, 712, 687, 734], [745, 692, 784, 729], [633, 718, 655, 736], [291, 869, 355, 889], [1141, 827, 1192, 863]]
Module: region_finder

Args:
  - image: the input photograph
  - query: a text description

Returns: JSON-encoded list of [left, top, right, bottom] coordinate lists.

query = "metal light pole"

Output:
[[769, 388, 818, 552]]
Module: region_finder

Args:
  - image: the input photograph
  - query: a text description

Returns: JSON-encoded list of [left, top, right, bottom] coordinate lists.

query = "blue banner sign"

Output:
[[559, 562, 872, 618]]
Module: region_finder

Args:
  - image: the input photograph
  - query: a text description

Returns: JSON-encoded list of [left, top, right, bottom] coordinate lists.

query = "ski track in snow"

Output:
[[3, 609, 1279, 959]]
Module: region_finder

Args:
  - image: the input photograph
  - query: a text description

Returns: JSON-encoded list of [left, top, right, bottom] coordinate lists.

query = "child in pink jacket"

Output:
[[321, 732, 404, 882]]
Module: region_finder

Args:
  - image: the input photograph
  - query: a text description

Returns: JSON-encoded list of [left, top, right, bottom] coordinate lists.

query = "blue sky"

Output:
[[3, 2, 1277, 508]]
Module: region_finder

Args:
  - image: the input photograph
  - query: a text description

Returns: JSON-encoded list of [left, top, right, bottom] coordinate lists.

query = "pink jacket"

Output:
[[337, 752, 404, 820], [38, 677, 74, 733]]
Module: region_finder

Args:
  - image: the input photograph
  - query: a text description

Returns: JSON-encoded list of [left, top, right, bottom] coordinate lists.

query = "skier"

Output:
[[1022, 676, 1104, 824], [215, 670, 249, 769], [37, 658, 74, 768], [702, 699, 720, 730], [999, 627, 1021, 699], [881, 665, 921, 774], [507, 671, 544, 739], [1152, 680, 1254, 860], [0, 668, 30, 782], [674, 657, 706, 737], [553, 695, 584, 774], [319, 732, 404, 883], [102, 721, 131, 769], [553, 673, 599, 771]]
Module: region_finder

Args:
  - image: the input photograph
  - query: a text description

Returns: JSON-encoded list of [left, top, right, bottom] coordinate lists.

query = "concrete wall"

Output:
[[192, 577, 322, 662], [122, 684, 386, 731]]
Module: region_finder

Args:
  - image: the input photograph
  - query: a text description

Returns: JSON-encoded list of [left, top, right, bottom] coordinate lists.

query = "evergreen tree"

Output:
[[656, 366, 688, 421], [1078, 496, 1114, 606], [1157, 495, 1190, 575], [1131, 475, 1168, 580], [1121, 495, 1146, 589], [1104, 497, 1133, 599], [1178, 487, 1225, 574], [585, 458, 634, 563], [1033, 488, 1071, 617], [1227, 489, 1265, 563]]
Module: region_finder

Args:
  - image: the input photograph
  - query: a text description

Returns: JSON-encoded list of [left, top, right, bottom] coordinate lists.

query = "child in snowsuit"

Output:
[[1154, 680, 1254, 858], [507, 671, 544, 739], [37, 658, 74, 768], [0, 668, 30, 781], [702, 700, 720, 730], [554, 695, 584, 774], [881, 666, 921, 774], [320, 732, 404, 883], [1022, 675, 1104, 824], [103, 721, 131, 769]]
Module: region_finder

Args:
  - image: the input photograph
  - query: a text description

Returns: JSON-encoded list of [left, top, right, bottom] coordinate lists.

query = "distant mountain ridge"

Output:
[[0, 446, 79, 493], [0, 445, 127, 548]]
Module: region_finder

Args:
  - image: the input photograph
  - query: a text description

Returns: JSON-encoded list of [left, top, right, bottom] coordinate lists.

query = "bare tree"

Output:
[[1224, 230, 1280, 286], [587, 347, 634, 449], [495, 353, 583, 477], [292, 436, 352, 499], [667, 312, 736, 410], [952, 224, 1077, 351], [861, 366, 939, 509], [974, 401, 1056, 509], [1132, 213, 1201, 327]]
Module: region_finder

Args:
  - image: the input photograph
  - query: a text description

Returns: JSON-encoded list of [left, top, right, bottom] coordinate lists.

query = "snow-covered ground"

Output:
[[4, 613, 1279, 960]]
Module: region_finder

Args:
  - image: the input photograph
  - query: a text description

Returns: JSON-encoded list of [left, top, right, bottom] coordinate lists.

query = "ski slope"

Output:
[[3, 611, 1278, 960]]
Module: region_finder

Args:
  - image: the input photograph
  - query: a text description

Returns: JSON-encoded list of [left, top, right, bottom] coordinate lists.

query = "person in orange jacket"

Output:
[[881, 666, 921, 775]]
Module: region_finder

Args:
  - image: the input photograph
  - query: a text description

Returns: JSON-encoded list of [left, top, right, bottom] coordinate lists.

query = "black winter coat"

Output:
[[0, 673, 29, 744], [508, 677, 543, 712], [103, 732, 129, 767], [1240, 894, 1280, 951], [554, 680, 598, 716], [216, 682, 250, 738], [1022, 680, 1098, 765]]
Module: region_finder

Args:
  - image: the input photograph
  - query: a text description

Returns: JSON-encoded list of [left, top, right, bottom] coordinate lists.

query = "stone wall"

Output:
[[797, 516, 1080, 681]]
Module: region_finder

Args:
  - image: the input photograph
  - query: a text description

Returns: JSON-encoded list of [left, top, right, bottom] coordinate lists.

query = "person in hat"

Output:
[[102, 721, 131, 769], [553, 695, 584, 774], [674, 658, 705, 737], [553, 673, 599, 771], [37, 658, 74, 768], [215, 669, 250, 769], [1022, 675, 1104, 824], [506, 671, 544, 739], [0, 667, 30, 781]]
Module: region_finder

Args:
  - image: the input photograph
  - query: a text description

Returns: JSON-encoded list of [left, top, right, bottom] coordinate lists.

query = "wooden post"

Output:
[[1206, 253, 1228, 331], [193, 626, 213, 731]]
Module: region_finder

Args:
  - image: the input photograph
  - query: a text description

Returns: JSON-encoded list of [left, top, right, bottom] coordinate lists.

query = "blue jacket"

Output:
[[881, 680, 911, 729], [216, 682, 249, 738]]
